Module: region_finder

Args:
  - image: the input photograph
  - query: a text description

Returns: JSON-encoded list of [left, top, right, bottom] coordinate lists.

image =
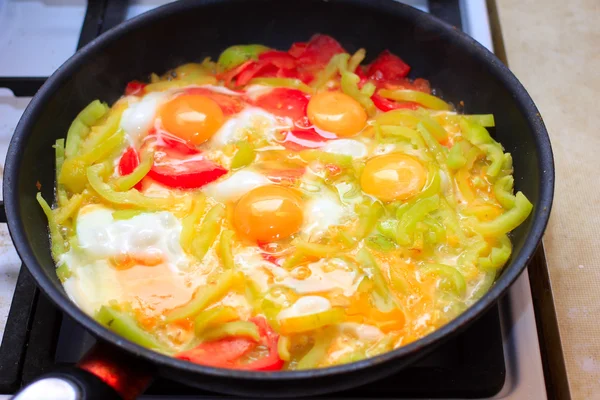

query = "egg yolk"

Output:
[[159, 94, 224, 145], [360, 153, 427, 202], [307, 91, 367, 137], [233, 185, 304, 242]]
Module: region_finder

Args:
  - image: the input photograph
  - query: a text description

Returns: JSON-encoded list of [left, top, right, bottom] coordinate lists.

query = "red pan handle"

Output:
[[12, 342, 153, 400]]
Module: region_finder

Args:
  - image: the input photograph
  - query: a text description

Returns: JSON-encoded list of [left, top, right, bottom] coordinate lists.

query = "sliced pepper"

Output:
[[218, 230, 236, 270], [378, 89, 451, 111], [493, 175, 517, 209], [299, 149, 353, 168], [479, 234, 512, 272], [87, 164, 175, 210], [194, 306, 239, 336], [230, 141, 256, 169], [340, 70, 377, 116], [113, 147, 154, 191], [459, 119, 505, 178], [447, 141, 468, 170], [95, 305, 164, 350], [248, 77, 313, 93], [217, 44, 270, 71], [180, 194, 206, 252], [64, 100, 109, 158], [54, 193, 84, 225], [395, 195, 440, 246], [165, 270, 240, 322], [295, 328, 336, 370], [36, 193, 65, 259], [190, 204, 225, 261], [474, 192, 533, 236], [277, 335, 291, 361], [278, 308, 344, 335], [112, 209, 144, 220], [291, 239, 342, 258], [54, 139, 68, 206], [200, 321, 260, 342], [420, 263, 467, 297]]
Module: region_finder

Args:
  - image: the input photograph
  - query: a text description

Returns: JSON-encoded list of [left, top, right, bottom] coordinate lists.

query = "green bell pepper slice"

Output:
[[474, 192, 533, 236], [217, 44, 270, 71], [378, 89, 451, 111], [420, 263, 466, 297], [96, 305, 165, 350], [200, 321, 260, 342], [165, 270, 240, 322]]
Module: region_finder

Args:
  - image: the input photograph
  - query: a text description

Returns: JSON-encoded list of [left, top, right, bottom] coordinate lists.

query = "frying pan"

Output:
[[3, 0, 554, 398]]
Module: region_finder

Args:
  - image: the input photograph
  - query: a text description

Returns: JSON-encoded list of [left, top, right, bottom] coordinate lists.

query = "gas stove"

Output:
[[0, 1, 565, 399]]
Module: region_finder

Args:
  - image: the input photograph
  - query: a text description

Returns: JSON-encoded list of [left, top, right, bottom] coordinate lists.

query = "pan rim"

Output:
[[3, 0, 554, 383]]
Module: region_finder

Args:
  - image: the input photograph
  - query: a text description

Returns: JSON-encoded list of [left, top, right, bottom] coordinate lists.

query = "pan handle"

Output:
[[12, 342, 153, 400]]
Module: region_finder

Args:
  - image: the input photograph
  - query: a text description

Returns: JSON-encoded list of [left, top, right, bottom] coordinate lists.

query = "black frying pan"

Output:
[[3, 0, 554, 398]]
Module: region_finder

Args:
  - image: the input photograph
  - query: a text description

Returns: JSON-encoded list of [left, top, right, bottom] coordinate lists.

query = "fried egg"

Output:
[[209, 107, 291, 148], [61, 205, 211, 316], [120, 92, 167, 145], [202, 170, 272, 202]]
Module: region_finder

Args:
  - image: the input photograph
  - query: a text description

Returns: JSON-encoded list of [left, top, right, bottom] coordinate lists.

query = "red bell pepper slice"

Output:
[[237, 317, 283, 371], [219, 60, 255, 87], [176, 337, 256, 368], [152, 132, 201, 155], [118, 147, 144, 190], [367, 50, 411, 82], [258, 51, 297, 70], [288, 42, 308, 58], [252, 88, 309, 122], [295, 34, 346, 68], [175, 317, 283, 371], [381, 78, 431, 93], [125, 81, 146, 96], [143, 131, 227, 190], [148, 157, 227, 190], [280, 128, 330, 151], [372, 93, 419, 112]]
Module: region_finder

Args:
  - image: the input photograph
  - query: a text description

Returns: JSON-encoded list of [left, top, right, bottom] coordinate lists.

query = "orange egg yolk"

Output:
[[233, 185, 304, 242], [307, 91, 367, 137], [360, 153, 427, 202], [159, 94, 224, 145]]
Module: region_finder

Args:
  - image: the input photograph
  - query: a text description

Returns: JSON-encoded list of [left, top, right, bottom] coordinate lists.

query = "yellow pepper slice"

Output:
[[112, 148, 154, 191], [248, 78, 313, 93], [180, 194, 206, 253], [200, 321, 260, 342], [378, 89, 451, 111], [279, 308, 344, 335], [194, 306, 239, 336], [87, 164, 175, 210], [96, 305, 165, 350], [36, 193, 65, 259], [190, 204, 225, 261], [165, 270, 241, 322]]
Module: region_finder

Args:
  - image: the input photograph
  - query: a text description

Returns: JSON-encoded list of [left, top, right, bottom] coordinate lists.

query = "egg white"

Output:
[[120, 92, 168, 145], [209, 107, 292, 148], [202, 170, 272, 202], [277, 296, 332, 320], [61, 204, 214, 316], [321, 139, 368, 158]]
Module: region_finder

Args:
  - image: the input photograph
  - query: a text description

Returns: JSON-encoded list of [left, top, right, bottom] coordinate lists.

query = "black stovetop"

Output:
[[0, 1, 509, 398]]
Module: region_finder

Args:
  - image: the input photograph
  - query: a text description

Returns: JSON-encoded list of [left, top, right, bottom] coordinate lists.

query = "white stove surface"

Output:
[[0, 1, 546, 399]]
